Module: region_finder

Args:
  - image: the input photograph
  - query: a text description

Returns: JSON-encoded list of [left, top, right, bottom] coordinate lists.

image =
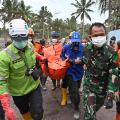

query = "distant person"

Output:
[[110, 36, 118, 50], [5, 41, 12, 47], [39, 39, 48, 91]]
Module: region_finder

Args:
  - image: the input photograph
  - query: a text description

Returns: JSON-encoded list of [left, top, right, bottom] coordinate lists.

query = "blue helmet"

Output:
[[70, 32, 81, 42], [51, 31, 60, 38]]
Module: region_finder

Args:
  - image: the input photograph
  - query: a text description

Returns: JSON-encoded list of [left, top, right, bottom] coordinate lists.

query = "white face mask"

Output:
[[91, 36, 107, 47], [52, 39, 57, 43]]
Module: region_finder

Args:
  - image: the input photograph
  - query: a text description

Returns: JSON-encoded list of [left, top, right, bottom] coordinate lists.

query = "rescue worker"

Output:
[[39, 38, 46, 55], [61, 38, 67, 45], [108, 36, 120, 120], [115, 40, 120, 120], [82, 23, 118, 120], [61, 31, 84, 119], [28, 28, 48, 91], [109, 36, 118, 52], [28, 27, 35, 44], [50, 31, 61, 90], [110, 36, 116, 48], [39, 39, 48, 91], [0, 18, 43, 120], [28, 28, 43, 54]]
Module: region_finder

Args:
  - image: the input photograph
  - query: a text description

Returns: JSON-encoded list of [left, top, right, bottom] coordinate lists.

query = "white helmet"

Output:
[[9, 19, 29, 36]]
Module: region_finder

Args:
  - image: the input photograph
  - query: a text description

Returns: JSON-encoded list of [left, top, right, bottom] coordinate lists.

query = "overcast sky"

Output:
[[0, 0, 108, 28], [24, 0, 108, 24]]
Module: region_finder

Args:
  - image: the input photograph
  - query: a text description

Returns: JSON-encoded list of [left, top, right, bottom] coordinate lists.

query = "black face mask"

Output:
[[72, 42, 80, 51]]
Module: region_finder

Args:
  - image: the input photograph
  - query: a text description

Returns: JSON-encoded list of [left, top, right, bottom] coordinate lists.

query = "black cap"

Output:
[[110, 36, 116, 41]]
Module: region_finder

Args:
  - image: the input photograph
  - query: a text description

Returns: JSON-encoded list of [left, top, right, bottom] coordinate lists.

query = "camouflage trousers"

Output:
[[83, 86, 106, 120]]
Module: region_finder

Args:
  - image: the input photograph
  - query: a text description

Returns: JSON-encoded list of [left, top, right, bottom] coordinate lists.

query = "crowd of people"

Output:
[[0, 18, 120, 120]]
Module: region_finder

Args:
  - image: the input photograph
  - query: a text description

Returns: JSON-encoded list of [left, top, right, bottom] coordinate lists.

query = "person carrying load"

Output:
[[61, 31, 84, 119], [43, 31, 63, 90], [0, 18, 43, 120]]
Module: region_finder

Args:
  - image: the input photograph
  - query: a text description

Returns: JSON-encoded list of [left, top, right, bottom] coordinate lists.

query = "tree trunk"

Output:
[[108, 0, 111, 31], [3, 20, 7, 46], [47, 27, 50, 40], [82, 17, 84, 39], [43, 22, 45, 38]]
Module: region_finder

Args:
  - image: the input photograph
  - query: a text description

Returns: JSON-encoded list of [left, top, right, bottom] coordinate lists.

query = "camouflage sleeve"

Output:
[[107, 52, 119, 92], [81, 42, 92, 64]]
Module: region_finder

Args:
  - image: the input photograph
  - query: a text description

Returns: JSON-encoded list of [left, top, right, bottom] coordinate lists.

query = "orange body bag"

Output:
[[41, 43, 69, 80]]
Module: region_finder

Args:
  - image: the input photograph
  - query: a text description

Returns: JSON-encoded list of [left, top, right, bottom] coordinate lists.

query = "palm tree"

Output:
[[97, 0, 109, 14], [98, 0, 120, 30], [65, 16, 77, 32], [37, 6, 52, 38], [71, 0, 95, 38], [0, 0, 33, 42], [0, 0, 19, 43], [52, 18, 63, 32], [18, 0, 32, 22]]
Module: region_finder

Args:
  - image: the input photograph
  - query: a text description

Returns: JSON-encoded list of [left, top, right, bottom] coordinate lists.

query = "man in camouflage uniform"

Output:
[[82, 23, 119, 120]]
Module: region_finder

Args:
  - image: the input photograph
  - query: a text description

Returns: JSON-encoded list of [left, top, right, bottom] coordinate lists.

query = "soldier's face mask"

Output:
[[72, 42, 80, 51], [91, 36, 106, 47]]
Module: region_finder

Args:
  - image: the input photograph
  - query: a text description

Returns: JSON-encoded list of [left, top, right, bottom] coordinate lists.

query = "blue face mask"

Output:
[[13, 40, 28, 49]]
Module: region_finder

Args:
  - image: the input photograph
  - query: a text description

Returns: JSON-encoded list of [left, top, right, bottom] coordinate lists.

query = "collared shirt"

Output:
[[61, 43, 84, 81]]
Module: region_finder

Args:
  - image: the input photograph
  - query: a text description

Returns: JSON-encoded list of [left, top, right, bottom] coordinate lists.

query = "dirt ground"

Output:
[[11, 77, 116, 120], [42, 78, 116, 120]]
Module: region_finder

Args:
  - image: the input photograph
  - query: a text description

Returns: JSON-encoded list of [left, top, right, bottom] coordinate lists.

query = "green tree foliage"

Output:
[[97, 0, 120, 30], [0, 0, 94, 40], [71, 0, 95, 37]]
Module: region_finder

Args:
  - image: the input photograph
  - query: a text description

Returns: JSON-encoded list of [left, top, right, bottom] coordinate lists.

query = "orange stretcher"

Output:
[[40, 43, 69, 80]]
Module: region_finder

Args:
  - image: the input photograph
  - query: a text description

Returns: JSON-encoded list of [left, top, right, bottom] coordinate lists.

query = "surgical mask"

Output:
[[52, 39, 57, 43], [13, 40, 28, 49], [91, 36, 106, 47]]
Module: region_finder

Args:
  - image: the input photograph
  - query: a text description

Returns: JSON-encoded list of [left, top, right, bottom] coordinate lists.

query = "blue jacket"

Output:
[[61, 44, 84, 81]]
